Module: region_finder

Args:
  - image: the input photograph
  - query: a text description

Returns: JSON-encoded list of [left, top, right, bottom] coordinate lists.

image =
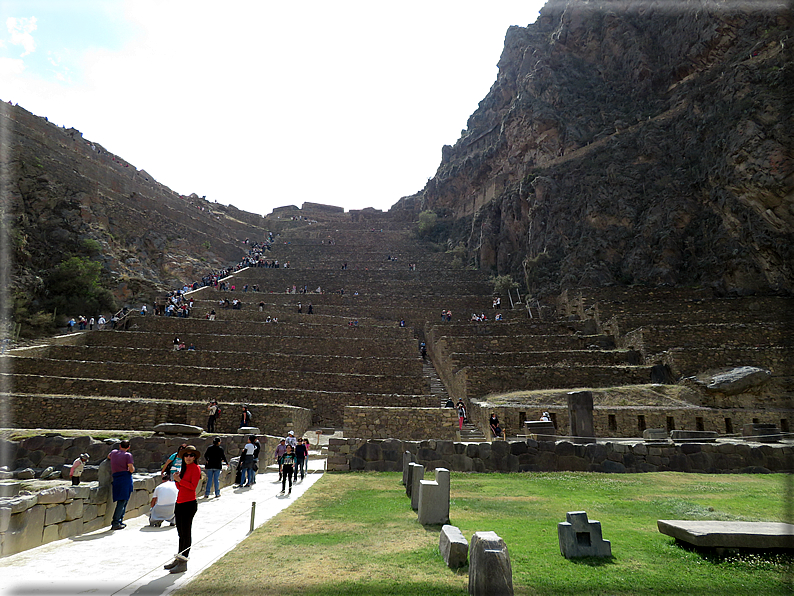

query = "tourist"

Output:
[[149, 478, 177, 527], [69, 453, 89, 485], [239, 435, 257, 487], [252, 436, 262, 484], [240, 405, 252, 428], [88, 316, 95, 330], [161, 443, 186, 481], [489, 413, 502, 440], [540, 411, 551, 422], [165, 445, 200, 574], [107, 440, 135, 530], [173, 336, 180, 351], [279, 445, 296, 495], [275, 438, 287, 481], [203, 437, 228, 498], [141, 304, 147, 315], [294, 438, 308, 481], [206, 400, 219, 433], [97, 315, 106, 329], [285, 430, 297, 448], [457, 400, 467, 430]]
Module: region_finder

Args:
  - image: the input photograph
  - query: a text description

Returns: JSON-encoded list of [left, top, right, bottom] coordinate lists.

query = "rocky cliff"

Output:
[[393, 0, 793, 298], [1, 102, 270, 334]]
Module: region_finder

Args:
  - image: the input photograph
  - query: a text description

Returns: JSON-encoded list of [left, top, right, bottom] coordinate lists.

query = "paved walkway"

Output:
[[0, 464, 325, 596]]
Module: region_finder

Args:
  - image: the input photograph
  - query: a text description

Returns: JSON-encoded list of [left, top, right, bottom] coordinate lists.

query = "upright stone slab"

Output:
[[558, 511, 612, 558], [567, 391, 595, 444], [410, 463, 424, 511], [418, 467, 450, 525], [440, 524, 469, 568], [406, 461, 422, 498], [402, 451, 415, 486], [468, 531, 513, 596]]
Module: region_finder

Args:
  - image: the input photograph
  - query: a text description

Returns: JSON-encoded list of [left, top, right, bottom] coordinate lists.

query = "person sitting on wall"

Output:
[[489, 413, 502, 440]]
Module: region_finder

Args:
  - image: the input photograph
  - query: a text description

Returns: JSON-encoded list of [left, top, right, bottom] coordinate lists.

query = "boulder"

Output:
[[153, 423, 204, 436], [699, 366, 772, 395]]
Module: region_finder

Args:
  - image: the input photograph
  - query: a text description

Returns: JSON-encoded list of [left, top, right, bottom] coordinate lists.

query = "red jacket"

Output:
[[176, 462, 200, 503]]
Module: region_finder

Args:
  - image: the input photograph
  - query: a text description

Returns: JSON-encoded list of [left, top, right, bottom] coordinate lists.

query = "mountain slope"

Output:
[[393, 0, 793, 297]]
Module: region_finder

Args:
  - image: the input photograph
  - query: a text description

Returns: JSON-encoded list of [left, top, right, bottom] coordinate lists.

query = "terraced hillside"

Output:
[[3, 207, 791, 441]]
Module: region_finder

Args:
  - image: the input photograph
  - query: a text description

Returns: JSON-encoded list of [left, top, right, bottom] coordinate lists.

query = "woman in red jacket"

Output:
[[164, 445, 200, 574]]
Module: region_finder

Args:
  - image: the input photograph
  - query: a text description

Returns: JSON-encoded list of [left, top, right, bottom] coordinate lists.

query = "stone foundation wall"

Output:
[[343, 406, 459, 441], [465, 399, 793, 440], [2, 433, 281, 473], [326, 437, 794, 474], [4, 395, 311, 437]]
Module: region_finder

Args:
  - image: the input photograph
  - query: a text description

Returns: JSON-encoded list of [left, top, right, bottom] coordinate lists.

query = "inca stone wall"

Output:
[[5, 395, 312, 437], [343, 406, 459, 441], [466, 400, 791, 441], [326, 437, 793, 474]]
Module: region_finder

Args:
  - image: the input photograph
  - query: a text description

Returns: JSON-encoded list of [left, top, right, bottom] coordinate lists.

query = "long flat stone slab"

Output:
[[658, 520, 794, 549]]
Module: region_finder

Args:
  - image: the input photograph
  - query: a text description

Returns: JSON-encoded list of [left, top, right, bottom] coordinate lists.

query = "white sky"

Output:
[[0, 0, 546, 216]]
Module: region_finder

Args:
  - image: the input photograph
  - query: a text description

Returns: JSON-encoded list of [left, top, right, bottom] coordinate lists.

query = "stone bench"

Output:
[[657, 520, 794, 552], [669, 430, 718, 443]]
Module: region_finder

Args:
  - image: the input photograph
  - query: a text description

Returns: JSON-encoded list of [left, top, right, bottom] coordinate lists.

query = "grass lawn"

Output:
[[178, 472, 792, 595]]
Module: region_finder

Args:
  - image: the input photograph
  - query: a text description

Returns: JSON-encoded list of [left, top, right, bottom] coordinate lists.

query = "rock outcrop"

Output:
[[393, 0, 793, 297]]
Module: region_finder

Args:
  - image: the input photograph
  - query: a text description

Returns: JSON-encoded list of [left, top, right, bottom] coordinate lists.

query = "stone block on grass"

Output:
[[418, 468, 450, 525], [440, 524, 468, 568], [468, 531, 513, 596], [558, 511, 611, 558]]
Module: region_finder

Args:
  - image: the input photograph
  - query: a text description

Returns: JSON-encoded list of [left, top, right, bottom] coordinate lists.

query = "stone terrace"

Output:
[[4, 207, 792, 441]]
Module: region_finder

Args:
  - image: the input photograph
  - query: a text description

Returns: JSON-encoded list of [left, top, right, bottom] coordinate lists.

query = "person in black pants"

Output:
[[279, 445, 296, 495], [294, 440, 307, 481]]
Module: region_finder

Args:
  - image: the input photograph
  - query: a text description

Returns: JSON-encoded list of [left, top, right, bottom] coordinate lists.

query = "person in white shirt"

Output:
[[149, 480, 178, 527]]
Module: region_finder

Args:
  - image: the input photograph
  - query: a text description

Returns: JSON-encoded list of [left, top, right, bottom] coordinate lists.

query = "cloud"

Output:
[[7, 16, 37, 57], [0, 56, 25, 76]]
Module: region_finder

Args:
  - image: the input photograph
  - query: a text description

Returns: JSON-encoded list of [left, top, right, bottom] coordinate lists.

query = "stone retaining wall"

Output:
[[36, 346, 423, 376], [465, 399, 792, 440], [11, 357, 426, 395], [4, 395, 311, 437], [84, 332, 417, 358], [458, 365, 651, 402], [343, 406, 458, 441], [326, 437, 794, 474], [2, 434, 281, 474]]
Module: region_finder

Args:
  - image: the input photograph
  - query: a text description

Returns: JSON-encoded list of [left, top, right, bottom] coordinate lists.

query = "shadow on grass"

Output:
[[566, 555, 617, 567]]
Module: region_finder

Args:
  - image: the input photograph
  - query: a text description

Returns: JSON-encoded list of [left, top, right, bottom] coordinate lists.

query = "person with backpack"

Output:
[[206, 400, 220, 432]]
